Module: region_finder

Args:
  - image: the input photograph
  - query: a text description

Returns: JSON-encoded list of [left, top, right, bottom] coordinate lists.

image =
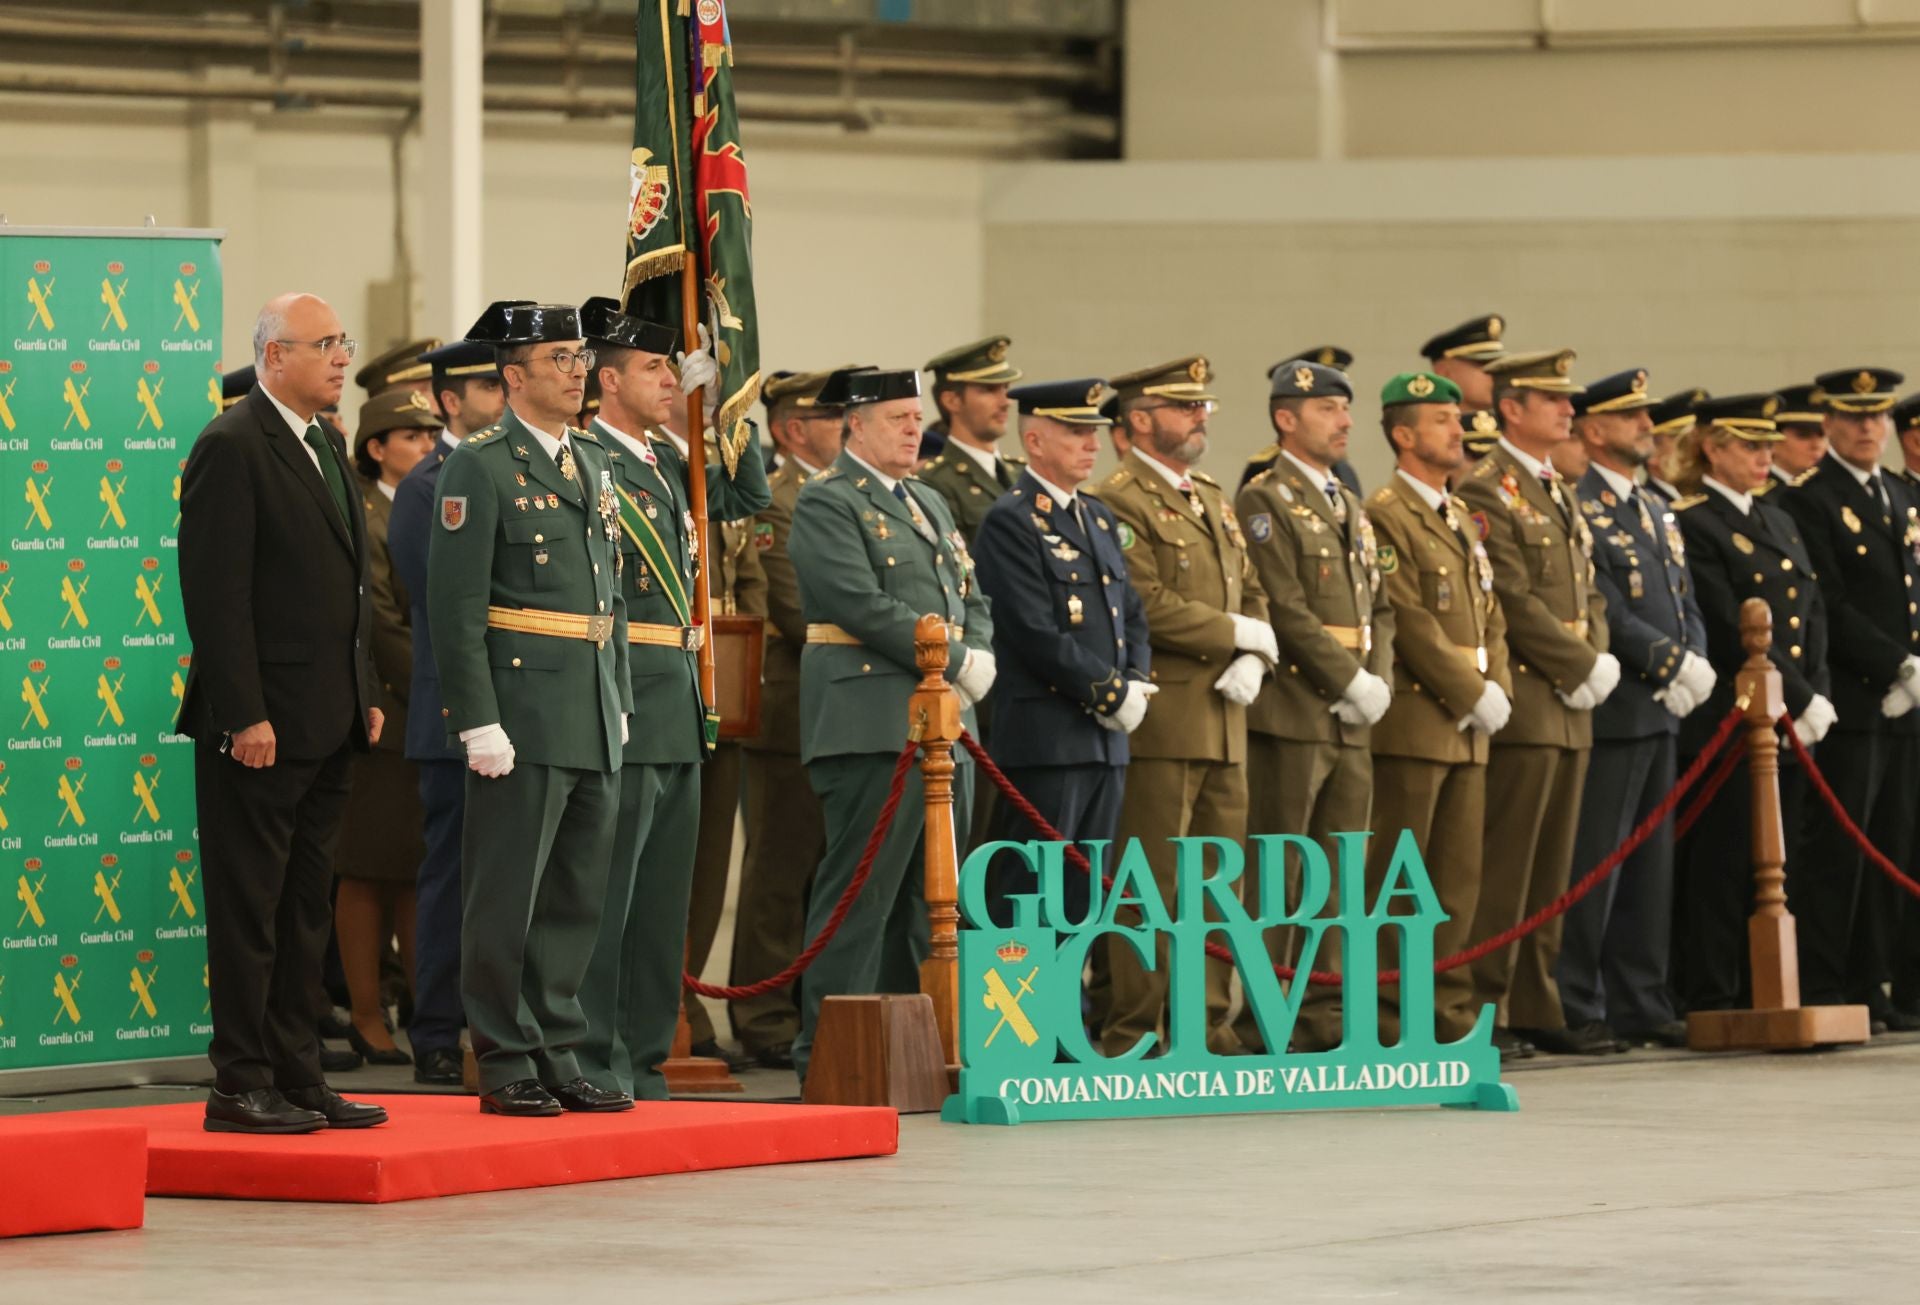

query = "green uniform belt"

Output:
[[487, 604, 615, 648]]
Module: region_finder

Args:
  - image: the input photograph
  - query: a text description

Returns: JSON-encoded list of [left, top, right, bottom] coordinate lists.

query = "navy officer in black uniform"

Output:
[[1558, 369, 1712, 1047], [1670, 394, 1833, 1014], [1779, 367, 1920, 1021], [971, 378, 1152, 927]]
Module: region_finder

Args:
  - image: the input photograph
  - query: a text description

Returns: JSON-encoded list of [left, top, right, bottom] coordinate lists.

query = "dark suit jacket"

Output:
[[1576, 468, 1708, 740], [390, 441, 460, 763], [1780, 455, 1920, 733], [177, 385, 374, 761], [973, 471, 1149, 769]]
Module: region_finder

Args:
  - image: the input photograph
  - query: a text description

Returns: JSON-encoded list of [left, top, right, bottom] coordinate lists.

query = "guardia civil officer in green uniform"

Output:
[[428, 301, 634, 1117], [787, 366, 995, 1085], [916, 335, 1022, 475], [569, 297, 769, 1099], [1420, 315, 1507, 462]]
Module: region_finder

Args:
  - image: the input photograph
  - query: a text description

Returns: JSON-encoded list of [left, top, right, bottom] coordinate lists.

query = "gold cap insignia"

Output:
[[1631, 370, 1648, 395], [1189, 357, 1211, 385], [1488, 316, 1504, 339], [1409, 374, 1435, 398], [987, 339, 1009, 363], [1314, 348, 1335, 365], [1086, 383, 1104, 406], [406, 390, 433, 413], [1294, 365, 1314, 392], [1853, 370, 1876, 395], [1762, 396, 1780, 418], [1555, 352, 1572, 377], [1473, 410, 1498, 433]]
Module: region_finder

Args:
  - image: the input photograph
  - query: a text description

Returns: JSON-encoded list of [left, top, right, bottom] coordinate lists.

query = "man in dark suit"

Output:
[[971, 379, 1152, 930], [1559, 370, 1712, 1048], [1780, 368, 1920, 1021], [178, 292, 388, 1133], [390, 339, 505, 1085]]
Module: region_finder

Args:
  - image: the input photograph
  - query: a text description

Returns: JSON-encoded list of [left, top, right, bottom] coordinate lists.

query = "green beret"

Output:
[[1380, 371, 1462, 407]]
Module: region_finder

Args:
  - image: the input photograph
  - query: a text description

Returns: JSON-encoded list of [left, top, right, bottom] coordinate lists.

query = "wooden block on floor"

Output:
[[1689, 1004, 1872, 1051], [803, 993, 948, 1114]]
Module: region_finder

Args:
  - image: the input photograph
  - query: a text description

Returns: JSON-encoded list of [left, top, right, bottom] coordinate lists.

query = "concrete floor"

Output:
[[6, 1043, 1920, 1303]]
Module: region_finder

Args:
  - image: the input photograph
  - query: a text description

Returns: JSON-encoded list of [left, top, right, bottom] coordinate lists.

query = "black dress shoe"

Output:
[[751, 1041, 795, 1071], [1518, 1022, 1624, 1055], [282, 1084, 389, 1128], [1871, 1017, 1889, 1036], [479, 1079, 563, 1117], [544, 1077, 635, 1113], [346, 1025, 413, 1067], [413, 1047, 465, 1086], [319, 1042, 364, 1073], [1491, 1028, 1536, 1061], [205, 1087, 327, 1134], [688, 1039, 754, 1074], [1618, 1020, 1689, 1048], [1884, 1007, 1920, 1033]]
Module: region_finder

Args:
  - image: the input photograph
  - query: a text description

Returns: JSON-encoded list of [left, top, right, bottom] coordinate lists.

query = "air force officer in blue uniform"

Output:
[[971, 379, 1153, 925]]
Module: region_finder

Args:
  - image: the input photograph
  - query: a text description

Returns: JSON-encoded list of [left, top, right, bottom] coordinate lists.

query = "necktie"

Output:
[[556, 439, 577, 483], [1443, 501, 1475, 559], [1871, 472, 1892, 521], [1323, 478, 1348, 527], [1070, 497, 1087, 537], [895, 482, 936, 542], [1631, 487, 1658, 541], [995, 459, 1014, 491], [1177, 478, 1205, 519], [303, 422, 351, 533], [1541, 468, 1570, 520]]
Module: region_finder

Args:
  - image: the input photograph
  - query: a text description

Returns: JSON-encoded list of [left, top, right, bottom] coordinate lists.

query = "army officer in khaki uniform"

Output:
[[1363, 372, 1512, 1044], [1232, 360, 1394, 1054], [1091, 356, 1275, 1057], [1455, 349, 1621, 1058], [786, 366, 995, 1085]]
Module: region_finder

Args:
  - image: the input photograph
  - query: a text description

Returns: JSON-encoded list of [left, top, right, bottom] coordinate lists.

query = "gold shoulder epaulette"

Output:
[[574, 426, 600, 443], [1191, 469, 1220, 488], [1367, 486, 1395, 508], [1243, 443, 1278, 465], [1791, 467, 1817, 487], [1672, 493, 1707, 511], [1753, 479, 1775, 497], [1005, 454, 1027, 466], [1101, 467, 1131, 489], [1247, 467, 1275, 488], [1469, 456, 1499, 479]]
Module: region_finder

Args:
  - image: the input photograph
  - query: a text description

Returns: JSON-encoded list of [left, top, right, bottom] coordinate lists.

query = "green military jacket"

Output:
[[1235, 455, 1394, 747], [743, 457, 813, 755], [1455, 442, 1609, 750], [1365, 474, 1512, 766], [917, 443, 1024, 542], [788, 451, 993, 763], [594, 418, 770, 766], [1088, 450, 1268, 765], [428, 406, 631, 773]]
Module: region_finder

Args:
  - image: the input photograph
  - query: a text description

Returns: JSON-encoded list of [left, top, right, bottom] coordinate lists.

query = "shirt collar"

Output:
[[1028, 470, 1078, 508], [439, 430, 461, 452], [948, 438, 999, 480], [375, 479, 397, 502], [1395, 467, 1447, 514], [258, 383, 316, 439], [593, 417, 655, 466], [509, 406, 569, 463], [1703, 476, 1752, 516], [1828, 449, 1879, 489], [1498, 436, 1549, 481], [1647, 474, 1681, 498], [1592, 462, 1637, 502], [1131, 449, 1193, 495], [791, 453, 824, 477], [845, 449, 899, 493], [1278, 446, 1336, 492]]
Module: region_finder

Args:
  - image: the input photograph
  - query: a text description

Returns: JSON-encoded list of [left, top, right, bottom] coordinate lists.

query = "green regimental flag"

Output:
[[623, 0, 761, 478]]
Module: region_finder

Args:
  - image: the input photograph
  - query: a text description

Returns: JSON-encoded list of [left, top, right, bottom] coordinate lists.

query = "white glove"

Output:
[[1332, 668, 1391, 728], [1229, 614, 1279, 664], [621, 713, 631, 745], [1676, 651, 1717, 703], [1212, 652, 1267, 706], [1099, 680, 1158, 733], [459, 723, 516, 779], [676, 323, 719, 411], [1457, 681, 1512, 735], [1655, 678, 1699, 720], [953, 647, 997, 708], [1883, 657, 1920, 718], [1794, 694, 1837, 747], [1557, 652, 1621, 711]]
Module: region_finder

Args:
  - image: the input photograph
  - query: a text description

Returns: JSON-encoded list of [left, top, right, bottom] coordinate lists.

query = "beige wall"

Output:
[[0, 95, 986, 429]]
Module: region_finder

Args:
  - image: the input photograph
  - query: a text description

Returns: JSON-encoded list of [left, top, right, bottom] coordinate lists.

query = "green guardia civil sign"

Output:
[[0, 228, 221, 1076], [941, 832, 1517, 1125]]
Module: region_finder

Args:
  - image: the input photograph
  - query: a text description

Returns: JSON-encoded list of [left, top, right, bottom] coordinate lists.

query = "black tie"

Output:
[[1871, 472, 1892, 521], [995, 460, 1014, 491]]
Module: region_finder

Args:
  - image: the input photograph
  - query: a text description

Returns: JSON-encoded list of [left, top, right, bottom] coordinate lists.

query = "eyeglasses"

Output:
[[518, 348, 597, 375], [276, 335, 358, 360]]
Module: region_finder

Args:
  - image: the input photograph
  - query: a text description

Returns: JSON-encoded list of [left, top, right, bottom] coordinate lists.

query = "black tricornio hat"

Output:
[[579, 295, 679, 355], [816, 366, 920, 407], [465, 300, 582, 345]]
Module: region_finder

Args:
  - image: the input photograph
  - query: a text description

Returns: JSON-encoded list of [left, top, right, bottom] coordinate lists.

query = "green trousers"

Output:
[[577, 760, 701, 1100], [461, 762, 618, 1095], [792, 751, 972, 1085]]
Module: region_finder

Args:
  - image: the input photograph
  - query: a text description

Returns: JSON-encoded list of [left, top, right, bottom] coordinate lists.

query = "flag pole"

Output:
[[678, 258, 717, 712]]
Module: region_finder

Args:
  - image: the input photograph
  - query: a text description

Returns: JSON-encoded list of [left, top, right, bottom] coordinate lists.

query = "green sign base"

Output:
[[941, 830, 1518, 1126]]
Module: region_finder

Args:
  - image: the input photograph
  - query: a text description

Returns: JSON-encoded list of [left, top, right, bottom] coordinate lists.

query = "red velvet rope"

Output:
[[1785, 724, 1920, 901]]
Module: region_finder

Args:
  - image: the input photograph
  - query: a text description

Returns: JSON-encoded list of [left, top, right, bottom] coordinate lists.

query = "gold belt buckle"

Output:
[[585, 614, 614, 647]]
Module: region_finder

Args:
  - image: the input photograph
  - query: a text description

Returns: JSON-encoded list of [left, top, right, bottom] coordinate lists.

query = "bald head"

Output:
[[253, 293, 348, 418]]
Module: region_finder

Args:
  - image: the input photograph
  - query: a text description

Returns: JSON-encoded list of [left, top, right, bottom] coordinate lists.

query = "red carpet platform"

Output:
[[0, 1116, 147, 1238], [60, 1095, 897, 1205]]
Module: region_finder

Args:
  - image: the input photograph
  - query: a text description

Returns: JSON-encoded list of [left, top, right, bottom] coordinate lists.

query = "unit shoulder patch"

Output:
[[1117, 521, 1136, 550], [440, 496, 468, 531], [1248, 512, 1272, 542], [1376, 544, 1398, 575]]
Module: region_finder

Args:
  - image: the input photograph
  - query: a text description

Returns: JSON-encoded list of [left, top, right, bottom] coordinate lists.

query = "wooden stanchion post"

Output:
[[1688, 598, 1871, 1051], [909, 614, 964, 1072]]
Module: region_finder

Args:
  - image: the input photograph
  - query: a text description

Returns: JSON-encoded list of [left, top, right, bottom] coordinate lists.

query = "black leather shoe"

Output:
[[1518, 1022, 1624, 1055], [205, 1087, 327, 1134], [282, 1084, 388, 1128], [544, 1077, 635, 1113], [751, 1041, 795, 1071], [1619, 1020, 1689, 1048], [413, 1047, 465, 1086], [1885, 1007, 1920, 1033], [479, 1079, 563, 1117], [346, 1025, 413, 1067], [1492, 1028, 1536, 1061], [319, 1044, 364, 1073], [689, 1039, 755, 1074]]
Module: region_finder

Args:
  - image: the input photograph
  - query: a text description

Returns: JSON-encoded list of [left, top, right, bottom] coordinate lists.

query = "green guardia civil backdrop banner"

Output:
[[0, 228, 220, 1075]]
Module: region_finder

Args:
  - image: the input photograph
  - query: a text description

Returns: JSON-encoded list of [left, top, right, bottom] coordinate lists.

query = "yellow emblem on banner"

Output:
[[53, 967, 82, 1025], [26, 272, 56, 332], [982, 941, 1040, 1048]]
